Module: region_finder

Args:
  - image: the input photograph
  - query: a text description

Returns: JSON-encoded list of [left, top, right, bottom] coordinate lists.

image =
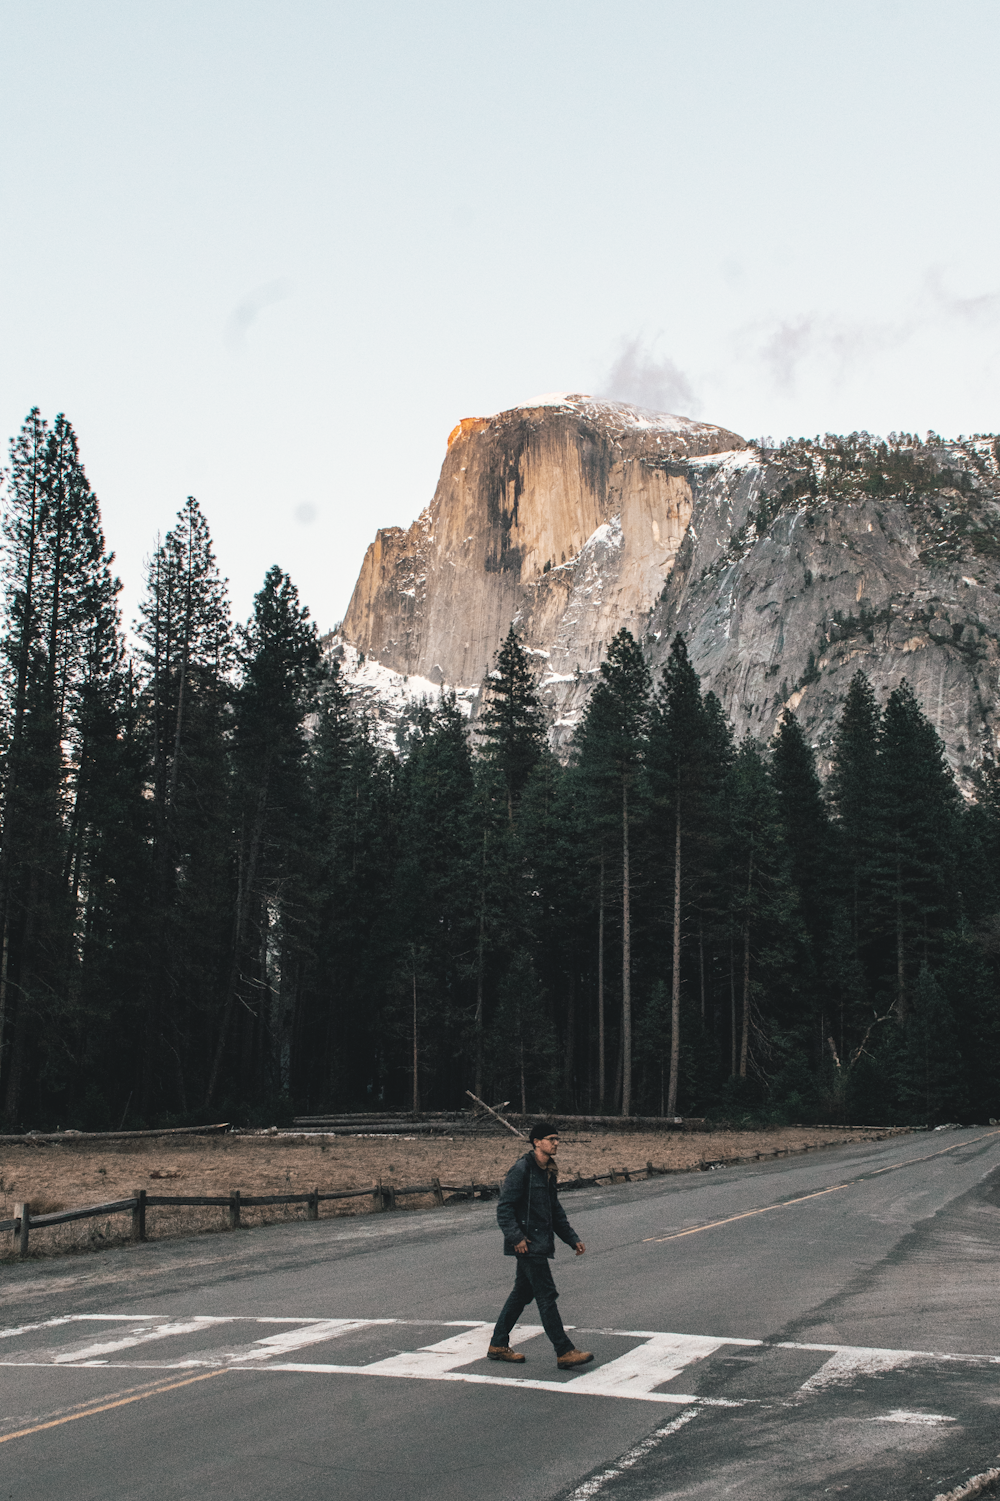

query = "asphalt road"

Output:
[[3, 1128, 1000, 1501]]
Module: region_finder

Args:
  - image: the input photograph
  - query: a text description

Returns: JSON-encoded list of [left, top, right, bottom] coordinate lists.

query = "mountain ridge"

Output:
[[337, 398, 1000, 786]]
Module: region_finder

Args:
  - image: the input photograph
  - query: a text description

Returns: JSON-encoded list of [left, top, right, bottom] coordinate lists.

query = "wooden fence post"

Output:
[[372, 1180, 384, 1212], [15, 1202, 29, 1258], [307, 1189, 319, 1222], [431, 1177, 445, 1207], [229, 1190, 241, 1229], [131, 1189, 146, 1242]]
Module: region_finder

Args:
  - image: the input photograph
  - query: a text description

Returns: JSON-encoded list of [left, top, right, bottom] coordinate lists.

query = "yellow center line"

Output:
[[644, 1185, 848, 1242], [642, 1129, 1000, 1245], [0, 1368, 229, 1445]]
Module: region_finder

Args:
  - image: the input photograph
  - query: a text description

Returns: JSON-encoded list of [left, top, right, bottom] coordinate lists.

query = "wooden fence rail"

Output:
[[1, 1161, 669, 1257], [4, 1130, 909, 1258]]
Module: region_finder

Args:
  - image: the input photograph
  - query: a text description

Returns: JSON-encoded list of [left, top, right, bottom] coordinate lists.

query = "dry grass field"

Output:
[[1, 1125, 905, 1261]]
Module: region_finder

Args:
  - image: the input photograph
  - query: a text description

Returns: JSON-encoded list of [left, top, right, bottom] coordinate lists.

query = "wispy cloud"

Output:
[[741, 271, 1000, 395], [224, 278, 292, 354], [600, 335, 701, 416]]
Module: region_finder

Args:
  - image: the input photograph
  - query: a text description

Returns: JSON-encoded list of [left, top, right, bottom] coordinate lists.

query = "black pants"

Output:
[[491, 1256, 573, 1356]]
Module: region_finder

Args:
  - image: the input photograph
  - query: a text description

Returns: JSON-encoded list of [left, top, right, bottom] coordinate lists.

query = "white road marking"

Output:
[[358, 1322, 543, 1377], [565, 1409, 701, 1498], [565, 1334, 734, 1398], [263, 1362, 743, 1403], [0, 1314, 990, 1422], [0, 1317, 77, 1341], [795, 1345, 918, 1393], [52, 1318, 230, 1365], [230, 1318, 379, 1361], [870, 1409, 957, 1426]]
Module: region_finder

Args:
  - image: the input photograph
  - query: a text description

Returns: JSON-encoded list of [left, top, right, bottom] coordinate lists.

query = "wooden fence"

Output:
[[3, 1129, 911, 1259], [1, 1159, 691, 1258]]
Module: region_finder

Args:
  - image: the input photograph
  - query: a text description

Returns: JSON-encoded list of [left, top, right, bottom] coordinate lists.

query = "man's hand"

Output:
[[514, 1238, 530, 1254], [574, 1242, 586, 1256]]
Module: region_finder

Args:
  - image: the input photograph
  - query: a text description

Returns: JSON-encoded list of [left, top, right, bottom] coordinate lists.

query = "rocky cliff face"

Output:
[[339, 397, 1000, 787], [339, 393, 742, 722], [647, 432, 1000, 785]]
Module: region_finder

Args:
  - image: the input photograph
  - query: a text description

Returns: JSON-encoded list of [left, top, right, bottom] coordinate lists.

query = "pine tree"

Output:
[[770, 710, 834, 1051], [648, 635, 732, 1115], [518, 748, 587, 1108], [724, 738, 802, 1081], [0, 412, 123, 1124], [206, 566, 319, 1107], [301, 709, 398, 1110], [485, 949, 556, 1113], [871, 681, 959, 1017], [475, 626, 546, 822], [73, 661, 154, 1124], [574, 629, 651, 1114], [135, 497, 233, 1115], [829, 671, 880, 978], [390, 693, 477, 1106], [897, 963, 965, 1123]]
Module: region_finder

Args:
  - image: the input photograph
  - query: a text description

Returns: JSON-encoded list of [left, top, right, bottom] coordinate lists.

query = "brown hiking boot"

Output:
[[557, 1348, 594, 1369], [487, 1344, 526, 1363]]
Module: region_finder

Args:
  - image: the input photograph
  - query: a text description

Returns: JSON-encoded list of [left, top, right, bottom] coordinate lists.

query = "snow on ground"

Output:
[[686, 446, 760, 472], [508, 392, 709, 435], [325, 637, 476, 755]]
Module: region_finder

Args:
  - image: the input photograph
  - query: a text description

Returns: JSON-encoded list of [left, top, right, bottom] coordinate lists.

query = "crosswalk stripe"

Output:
[[357, 1322, 543, 1377], [564, 1334, 735, 1397], [53, 1318, 230, 1365], [262, 1362, 738, 1402], [795, 1345, 919, 1393], [231, 1318, 379, 1361], [3, 1315, 997, 1411]]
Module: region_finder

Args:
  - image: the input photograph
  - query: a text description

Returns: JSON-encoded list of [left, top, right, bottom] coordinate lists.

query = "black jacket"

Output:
[[496, 1151, 579, 1258]]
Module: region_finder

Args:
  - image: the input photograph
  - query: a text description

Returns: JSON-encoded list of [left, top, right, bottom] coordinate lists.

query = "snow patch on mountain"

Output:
[[514, 392, 708, 436], [323, 636, 475, 755]]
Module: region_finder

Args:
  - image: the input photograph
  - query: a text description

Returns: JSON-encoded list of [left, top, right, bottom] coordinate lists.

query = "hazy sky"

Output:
[[2, 1, 999, 633]]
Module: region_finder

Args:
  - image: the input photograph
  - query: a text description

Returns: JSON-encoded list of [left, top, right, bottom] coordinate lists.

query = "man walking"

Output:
[[487, 1120, 594, 1368]]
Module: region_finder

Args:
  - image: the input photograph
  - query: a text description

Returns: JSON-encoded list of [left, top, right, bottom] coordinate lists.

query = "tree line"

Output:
[[1, 409, 997, 1131]]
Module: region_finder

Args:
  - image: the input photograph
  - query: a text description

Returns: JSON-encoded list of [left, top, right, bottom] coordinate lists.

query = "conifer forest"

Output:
[[1, 409, 999, 1133]]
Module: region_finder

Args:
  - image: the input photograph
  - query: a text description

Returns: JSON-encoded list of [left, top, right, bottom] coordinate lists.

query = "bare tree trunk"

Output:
[[167, 655, 187, 815], [621, 782, 632, 1116], [519, 1030, 526, 1115], [667, 789, 682, 1115], [0, 924, 9, 1083], [412, 958, 420, 1114], [0, 444, 41, 1100], [699, 916, 706, 1023], [729, 934, 737, 1076], [205, 785, 269, 1107], [895, 854, 906, 1018], [740, 919, 751, 1079], [3, 869, 38, 1124], [474, 829, 486, 1096], [739, 854, 753, 1079], [598, 850, 605, 1112], [563, 970, 576, 1107]]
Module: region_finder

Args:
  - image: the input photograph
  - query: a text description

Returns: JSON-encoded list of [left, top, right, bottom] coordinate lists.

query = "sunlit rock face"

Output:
[[340, 397, 1000, 787], [339, 394, 744, 740]]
